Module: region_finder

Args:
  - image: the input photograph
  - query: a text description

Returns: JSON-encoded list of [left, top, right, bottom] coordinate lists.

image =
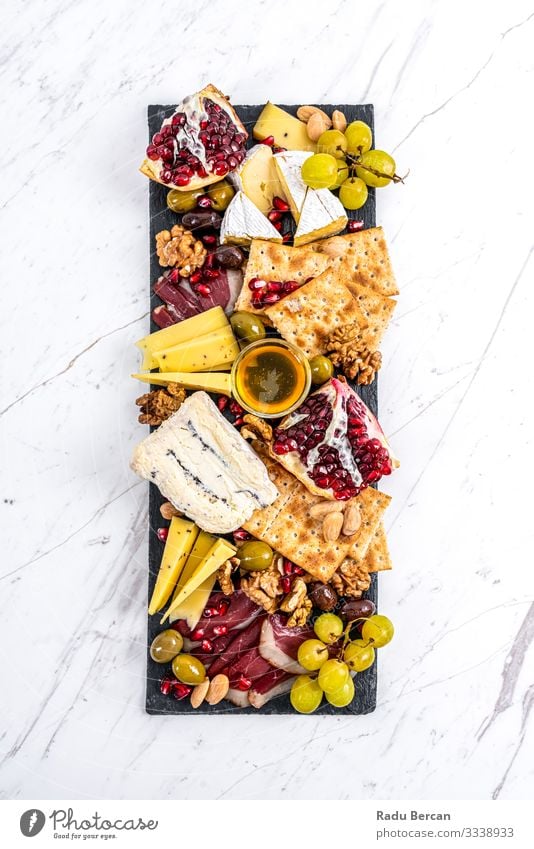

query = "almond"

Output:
[[160, 501, 183, 520], [342, 503, 361, 536], [206, 674, 230, 705], [310, 500, 346, 519], [297, 105, 331, 124], [332, 109, 347, 132], [190, 679, 210, 709], [306, 111, 332, 141], [322, 511, 344, 542]]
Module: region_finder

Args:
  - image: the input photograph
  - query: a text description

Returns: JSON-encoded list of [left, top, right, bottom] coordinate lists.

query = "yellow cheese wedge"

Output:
[[135, 306, 228, 370], [154, 327, 240, 373], [253, 103, 316, 152], [132, 371, 232, 395], [168, 531, 218, 628], [293, 188, 348, 247], [148, 518, 199, 615], [232, 145, 283, 215], [161, 538, 236, 624]]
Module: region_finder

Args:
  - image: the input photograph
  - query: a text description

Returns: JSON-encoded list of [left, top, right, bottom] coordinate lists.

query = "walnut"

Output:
[[280, 578, 313, 627], [241, 414, 273, 443], [240, 565, 283, 614], [287, 597, 312, 627], [331, 559, 371, 598], [326, 321, 382, 385], [217, 557, 239, 596], [155, 225, 206, 276], [135, 384, 186, 425]]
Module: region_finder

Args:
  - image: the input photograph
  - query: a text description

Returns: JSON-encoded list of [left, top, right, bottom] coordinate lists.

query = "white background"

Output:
[[1, 0, 533, 800]]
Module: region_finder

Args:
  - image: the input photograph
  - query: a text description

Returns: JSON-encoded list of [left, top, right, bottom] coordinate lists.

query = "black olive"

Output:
[[214, 245, 245, 268], [309, 583, 338, 612], [181, 211, 222, 230], [339, 598, 376, 623]]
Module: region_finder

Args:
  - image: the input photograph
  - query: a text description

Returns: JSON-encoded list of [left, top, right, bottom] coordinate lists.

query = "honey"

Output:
[[232, 340, 311, 417]]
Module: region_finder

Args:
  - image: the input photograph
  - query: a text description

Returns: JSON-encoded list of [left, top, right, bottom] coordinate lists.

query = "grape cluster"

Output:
[[290, 612, 394, 713], [300, 121, 403, 211]]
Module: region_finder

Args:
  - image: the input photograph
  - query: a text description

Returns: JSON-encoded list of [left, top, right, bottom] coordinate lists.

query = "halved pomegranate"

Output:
[[140, 84, 248, 191], [272, 377, 398, 500]]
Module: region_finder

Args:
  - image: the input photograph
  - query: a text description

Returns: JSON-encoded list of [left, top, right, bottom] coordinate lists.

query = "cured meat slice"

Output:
[[190, 591, 262, 641], [248, 668, 294, 709], [153, 275, 202, 319], [225, 646, 273, 689], [207, 614, 266, 679], [259, 613, 315, 674]]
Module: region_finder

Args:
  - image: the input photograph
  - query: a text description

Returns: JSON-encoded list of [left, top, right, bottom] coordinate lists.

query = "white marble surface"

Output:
[[1, 0, 533, 801]]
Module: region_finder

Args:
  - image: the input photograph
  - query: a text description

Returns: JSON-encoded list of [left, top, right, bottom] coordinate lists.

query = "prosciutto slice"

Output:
[[259, 614, 315, 675], [207, 614, 266, 679], [153, 275, 202, 320], [225, 646, 273, 689], [248, 668, 294, 709], [189, 591, 262, 641]]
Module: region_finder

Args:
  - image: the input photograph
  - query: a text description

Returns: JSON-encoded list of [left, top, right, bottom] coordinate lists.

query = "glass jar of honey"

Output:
[[231, 339, 311, 418]]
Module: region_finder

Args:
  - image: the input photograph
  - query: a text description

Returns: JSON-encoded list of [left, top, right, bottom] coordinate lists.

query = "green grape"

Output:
[[355, 150, 396, 188], [290, 675, 324, 714], [314, 613, 344, 645], [344, 121, 373, 155], [317, 130, 348, 160], [361, 614, 394, 647], [297, 639, 329, 671], [326, 675, 355, 708], [171, 654, 206, 685], [329, 160, 350, 189], [339, 177, 368, 211], [301, 154, 338, 189], [317, 659, 349, 693], [344, 639, 375, 672]]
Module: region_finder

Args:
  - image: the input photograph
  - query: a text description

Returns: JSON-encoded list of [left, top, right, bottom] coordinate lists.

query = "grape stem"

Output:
[[338, 618, 372, 657], [346, 153, 407, 185]]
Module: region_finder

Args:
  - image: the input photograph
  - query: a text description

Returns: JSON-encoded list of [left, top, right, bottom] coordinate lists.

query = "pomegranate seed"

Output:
[[197, 284, 212, 296], [283, 559, 293, 575], [268, 210, 283, 223], [272, 220, 283, 232], [173, 682, 192, 700], [146, 144, 159, 160], [282, 233, 292, 243], [156, 527, 168, 542], [213, 161, 229, 176], [191, 628, 205, 641], [260, 135, 275, 146], [230, 400, 244, 415], [262, 292, 281, 304], [160, 169, 172, 183], [233, 528, 251, 541], [217, 396, 229, 411], [197, 196, 213, 208], [281, 575, 292, 594], [204, 606, 219, 618], [205, 253, 217, 267], [267, 280, 282, 292], [217, 598, 230, 615], [189, 270, 202, 284], [167, 268, 180, 284], [175, 174, 191, 186], [273, 196, 290, 211], [367, 470, 381, 483], [293, 565, 305, 576], [202, 234, 217, 246], [204, 268, 220, 279], [213, 624, 228, 637], [200, 119, 208, 130], [159, 677, 174, 696], [282, 280, 299, 294], [234, 416, 244, 427], [236, 676, 252, 691], [248, 277, 267, 291], [159, 146, 174, 163], [153, 133, 164, 146], [348, 220, 364, 233], [201, 639, 214, 653]]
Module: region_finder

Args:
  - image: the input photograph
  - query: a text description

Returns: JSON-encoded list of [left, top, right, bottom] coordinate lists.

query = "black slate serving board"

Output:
[[145, 103, 378, 715]]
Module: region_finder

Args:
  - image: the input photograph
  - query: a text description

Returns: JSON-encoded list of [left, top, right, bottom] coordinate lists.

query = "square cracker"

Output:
[[235, 227, 398, 315], [244, 477, 391, 582], [264, 272, 368, 358], [361, 522, 392, 572], [345, 282, 397, 350]]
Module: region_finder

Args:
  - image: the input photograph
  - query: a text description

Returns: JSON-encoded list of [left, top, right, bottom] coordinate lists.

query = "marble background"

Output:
[[1, 0, 533, 800]]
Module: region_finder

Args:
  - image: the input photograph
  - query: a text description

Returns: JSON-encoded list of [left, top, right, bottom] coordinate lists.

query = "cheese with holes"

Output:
[[168, 531, 218, 627], [229, 145, 283, 215], [148, 517, 199, 615], [161, 538, 236, 623], [132, 371, 232, 395], [130, 391, 279, 533], [135, 306, 228, 370], [273, 150, 312, 223], [253, 103, 316, 152], [293, 188, 348, 246], [220, 191, 283, 246], [154, 326, 239, 372]]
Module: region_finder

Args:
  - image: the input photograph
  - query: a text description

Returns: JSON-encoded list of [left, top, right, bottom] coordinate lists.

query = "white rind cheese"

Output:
[[130, 391, 278, 533], [220, 191, 283, 246], [273, 150, 312, 223], [293, 187, 348, 246]]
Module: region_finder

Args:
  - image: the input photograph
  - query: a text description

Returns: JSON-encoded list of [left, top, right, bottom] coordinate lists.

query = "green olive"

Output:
[[167, 188, 203, 213], [172, 654, 206, 685], [309, 355, 334, 385], [207, 179, 235, 212], [237, 541, 274, 572], [230, 311, 266, 344], [150, 629, 183, 663]]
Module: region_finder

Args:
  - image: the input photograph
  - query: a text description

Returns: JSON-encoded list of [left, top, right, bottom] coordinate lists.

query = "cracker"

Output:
[[264, 272, 368, 358], [235, 227, 398, 315], [361, 522, 392, 572], [345, 282, 397, 351]]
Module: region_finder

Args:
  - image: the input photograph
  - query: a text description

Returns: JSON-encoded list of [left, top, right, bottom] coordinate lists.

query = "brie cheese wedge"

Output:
[[229, 145, 282, 215], [273, 150, 312, 223], [293, 188, 348, 247], [130, 391, 279, 534], [220, 191, 283, 246]]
